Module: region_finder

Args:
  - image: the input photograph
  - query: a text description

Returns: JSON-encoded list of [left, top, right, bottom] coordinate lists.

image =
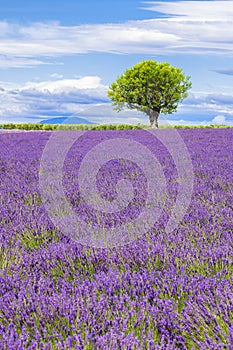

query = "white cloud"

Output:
[[49, 73, 64, 79], [0, 1, 232, 68], [212, 115, 226, 124], [22, 76, 104, 93]]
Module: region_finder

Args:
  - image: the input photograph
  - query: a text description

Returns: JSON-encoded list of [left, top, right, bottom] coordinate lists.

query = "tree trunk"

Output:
[[148, 110, 159, 129]]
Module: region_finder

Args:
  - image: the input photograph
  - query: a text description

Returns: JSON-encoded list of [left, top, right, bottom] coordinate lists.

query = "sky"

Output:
[[0, 0, 233, 126]]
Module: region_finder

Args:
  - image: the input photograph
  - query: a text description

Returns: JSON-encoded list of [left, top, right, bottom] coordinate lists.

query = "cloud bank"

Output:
[[0, 0, 233, 68], [0, 77, 232, 125], [0, 76, 108, 123]]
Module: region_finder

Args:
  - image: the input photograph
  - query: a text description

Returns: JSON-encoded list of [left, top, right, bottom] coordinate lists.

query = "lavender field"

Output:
[[0, 129, 233, 349]]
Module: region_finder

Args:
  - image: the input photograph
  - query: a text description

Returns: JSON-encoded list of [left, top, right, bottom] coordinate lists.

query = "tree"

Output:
[[108, 60, 192, 128]]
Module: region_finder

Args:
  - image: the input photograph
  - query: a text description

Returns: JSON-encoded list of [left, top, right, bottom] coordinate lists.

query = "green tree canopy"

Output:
[[108, 60, 192, 128]]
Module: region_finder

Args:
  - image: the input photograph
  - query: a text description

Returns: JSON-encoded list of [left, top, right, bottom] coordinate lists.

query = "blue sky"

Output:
[[0, 0, 233, 125]]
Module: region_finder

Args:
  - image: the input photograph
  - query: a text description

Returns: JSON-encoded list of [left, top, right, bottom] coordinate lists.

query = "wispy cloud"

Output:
[[0, 0, 232, 68], [212, 69, 233, 76], [142, 1, 233, 20], [49, 73, 64, 79], [0, 55, 50, 68]]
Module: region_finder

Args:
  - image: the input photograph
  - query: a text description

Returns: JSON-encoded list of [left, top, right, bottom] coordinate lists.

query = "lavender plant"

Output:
[[0, 129, 232, 349]]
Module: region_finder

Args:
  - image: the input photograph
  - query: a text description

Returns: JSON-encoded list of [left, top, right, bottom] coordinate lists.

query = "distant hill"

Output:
[[40, 116, 94, 125]]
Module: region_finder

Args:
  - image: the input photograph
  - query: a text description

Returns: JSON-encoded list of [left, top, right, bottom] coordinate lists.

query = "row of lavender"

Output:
[[0, 129, 232, 349]]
